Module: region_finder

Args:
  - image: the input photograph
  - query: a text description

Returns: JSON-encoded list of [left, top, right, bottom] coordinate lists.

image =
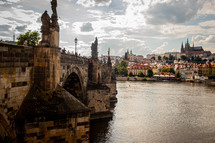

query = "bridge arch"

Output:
[[63, 66, 87, 104]]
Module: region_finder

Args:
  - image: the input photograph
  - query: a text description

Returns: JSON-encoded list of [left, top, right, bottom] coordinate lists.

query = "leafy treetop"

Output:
[[17, 31, 41, 46]]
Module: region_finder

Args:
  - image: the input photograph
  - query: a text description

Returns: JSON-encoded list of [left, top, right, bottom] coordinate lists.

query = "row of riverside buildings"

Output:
[[99, 39, 215, 81]]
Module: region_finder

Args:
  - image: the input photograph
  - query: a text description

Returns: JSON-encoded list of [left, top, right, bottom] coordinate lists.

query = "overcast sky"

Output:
[[0, 0, 215, 56]]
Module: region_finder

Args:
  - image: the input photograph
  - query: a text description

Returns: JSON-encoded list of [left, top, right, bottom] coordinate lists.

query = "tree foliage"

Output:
[[114, 66, 119, 75], [161, 67, 175, 74], [17, 31, 41, 46], [147, 69, 153, 77], [169, 55, 175, 61], [118, 66, 128, 76], [169, 68, 175, 74], [176, 71, 181, 78], [118, 60, 128, 76], [129, 71, 133, 77], [138, 71, 145, 77], [181, 55, 188, 61]]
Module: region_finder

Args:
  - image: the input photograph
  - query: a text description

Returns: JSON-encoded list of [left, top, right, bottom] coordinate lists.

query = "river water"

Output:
[[90, 81, 215, 143]]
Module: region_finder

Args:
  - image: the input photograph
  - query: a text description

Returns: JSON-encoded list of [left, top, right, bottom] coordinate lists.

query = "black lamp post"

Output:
[[74, 37, 78, 56]]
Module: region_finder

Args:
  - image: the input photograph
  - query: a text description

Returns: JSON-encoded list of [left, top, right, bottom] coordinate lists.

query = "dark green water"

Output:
[[90, 81, 215, 143]]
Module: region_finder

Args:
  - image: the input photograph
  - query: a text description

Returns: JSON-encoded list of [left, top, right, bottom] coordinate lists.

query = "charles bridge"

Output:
[[0, 0, 117, 142]]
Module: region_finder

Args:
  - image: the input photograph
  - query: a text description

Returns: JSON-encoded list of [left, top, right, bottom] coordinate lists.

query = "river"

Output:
[[90, 81, 215, 143]]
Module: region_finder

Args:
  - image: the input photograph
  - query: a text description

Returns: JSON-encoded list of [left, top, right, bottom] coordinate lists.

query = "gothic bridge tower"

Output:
[[89, 37, 99, 84]]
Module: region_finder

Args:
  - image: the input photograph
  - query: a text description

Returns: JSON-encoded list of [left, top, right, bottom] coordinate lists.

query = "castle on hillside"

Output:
[[181, 39, 204, 53]]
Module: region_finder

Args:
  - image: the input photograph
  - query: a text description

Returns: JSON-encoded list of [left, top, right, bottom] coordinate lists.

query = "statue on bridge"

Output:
[[40, 10, 51, 46], [51, 0, 59, 31], [39, 0, 59, 46], [51, 0, 57, 15]]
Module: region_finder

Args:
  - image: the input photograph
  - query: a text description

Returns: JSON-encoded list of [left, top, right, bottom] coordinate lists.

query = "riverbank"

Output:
[[116, 76, 215, 86], [116, 76, 178, 82]]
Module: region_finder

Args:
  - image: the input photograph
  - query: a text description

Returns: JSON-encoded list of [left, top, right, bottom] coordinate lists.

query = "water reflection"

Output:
[[90, 81, 215, 143]]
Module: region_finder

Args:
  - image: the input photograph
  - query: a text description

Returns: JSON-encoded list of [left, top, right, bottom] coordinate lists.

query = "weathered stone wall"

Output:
[[100, 64, 112, 84], [34, 46, 61, 91], [16, 113, 90, 143], [87, 89, 110, 114], [0, 43, 33, 129], [106, 83, 117, 103]]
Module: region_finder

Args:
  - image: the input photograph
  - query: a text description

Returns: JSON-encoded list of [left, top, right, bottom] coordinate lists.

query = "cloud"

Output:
[[192, 35, 215, 45], [77, 0, 112, 7], [145, 0, 204, 25], [152, 42, 168, 54], [0, 24, 11, 31], [15, 25, 27, 32], [0, 0, 21, 5], [80, 22, 94, 32], [199, 20, 215, 27]]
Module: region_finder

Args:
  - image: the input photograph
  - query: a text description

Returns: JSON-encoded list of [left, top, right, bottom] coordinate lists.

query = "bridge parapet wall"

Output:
[[0, 43, 34, 68], [60, 53, 89, 65]]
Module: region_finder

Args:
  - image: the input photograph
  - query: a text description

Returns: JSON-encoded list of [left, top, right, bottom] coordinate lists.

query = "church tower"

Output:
[[181, 42, 185, 53], [185, 38, 190, 52]]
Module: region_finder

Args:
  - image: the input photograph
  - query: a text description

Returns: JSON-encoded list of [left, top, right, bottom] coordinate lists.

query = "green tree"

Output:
[[114, 66, 119, 75], [118, 66, 128, 76], [129, 71, 133, 77], [138, 71, 144, 77], [169, 68, 175, 74], [118, 60, 128, 76], [191, 56, 195, 62], [169, 55, 175, 61], [193, 56, 202, 64], [17, 31, 41, 46], [147, 69, 153, 77], [176, 71, 181, 78], [181, 55, 187, 61], [161, 67, 168, 72], [119, 60, 127, 67], [202, 59, 207, 64]]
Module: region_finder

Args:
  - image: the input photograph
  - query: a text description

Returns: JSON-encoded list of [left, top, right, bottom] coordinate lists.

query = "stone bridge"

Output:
[[0, 1, 117, 142], [0, 40, 117, 142]]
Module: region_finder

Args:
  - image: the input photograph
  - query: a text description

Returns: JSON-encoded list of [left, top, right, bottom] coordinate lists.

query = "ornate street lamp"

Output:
[[74, 37, 78, 56]]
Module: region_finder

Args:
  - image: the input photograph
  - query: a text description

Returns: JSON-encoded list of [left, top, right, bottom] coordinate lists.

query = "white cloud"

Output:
[[192, 35, 215, 45], [77, 0, 112, 7], [199, 20, 215, 27], [152, 42, 168, 54]]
